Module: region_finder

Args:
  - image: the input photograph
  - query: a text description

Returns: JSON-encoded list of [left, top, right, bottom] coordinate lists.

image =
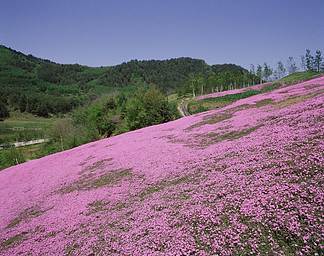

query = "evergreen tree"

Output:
[[275, 61, 286, 80], [0, 101, 10, 118], [18, 94, 27, 113], [300, 55, 307, 71], [286, 57, 298, 75], [314, 50, 323, 72], [263, 62, 273, 82], [305, 49, 314, 71], [256, 64, 263, 84], [250, 64, 256, 85]]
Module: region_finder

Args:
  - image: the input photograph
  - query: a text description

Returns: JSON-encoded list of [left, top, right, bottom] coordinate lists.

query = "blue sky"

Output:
[[1, 0, 323, 70]]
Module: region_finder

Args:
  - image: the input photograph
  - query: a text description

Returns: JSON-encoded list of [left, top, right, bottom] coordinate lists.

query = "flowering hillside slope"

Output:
[[195, 82, 268, 101], [1, 76, 324, 255]]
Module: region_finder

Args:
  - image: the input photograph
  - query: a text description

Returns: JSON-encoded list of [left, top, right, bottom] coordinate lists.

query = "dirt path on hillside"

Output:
[[178, 98, 190, 117]]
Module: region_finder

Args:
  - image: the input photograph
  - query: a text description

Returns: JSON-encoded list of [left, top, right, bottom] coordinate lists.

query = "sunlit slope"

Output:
[[1, 76, 323, 255]]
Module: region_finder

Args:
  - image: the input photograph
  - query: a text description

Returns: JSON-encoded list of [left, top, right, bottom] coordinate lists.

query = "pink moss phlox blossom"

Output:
[[1, 76, 324, 255]]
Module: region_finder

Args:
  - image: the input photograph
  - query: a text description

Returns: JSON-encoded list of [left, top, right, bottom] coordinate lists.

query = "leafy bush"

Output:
[[125, 85, 173, 130], [0, 147, 26, 169], [0, 102, 10, 119]]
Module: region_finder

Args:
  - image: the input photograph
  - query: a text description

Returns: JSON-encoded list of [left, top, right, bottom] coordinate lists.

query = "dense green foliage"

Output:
[[72, 85, 177, 136], [97, 59, 246, 93], [0, 45, 110, 117], [98, 59, 248, 94], [31, 85, 178, 156], [98, 58, 206, 93], [0, 147, 26, 169], [125, 85, 175, 130], [0, 101, 10, 118], [0, 85, 178, 170]]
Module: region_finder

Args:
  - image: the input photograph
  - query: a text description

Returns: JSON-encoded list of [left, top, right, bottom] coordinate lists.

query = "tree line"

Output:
[[176, 70, 258, 97], [252, 49, 323, 83], [175, 49, 323, 99]]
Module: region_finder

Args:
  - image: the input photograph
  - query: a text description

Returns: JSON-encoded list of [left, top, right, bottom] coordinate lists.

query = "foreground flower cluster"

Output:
[[1, 76, 323, 255]]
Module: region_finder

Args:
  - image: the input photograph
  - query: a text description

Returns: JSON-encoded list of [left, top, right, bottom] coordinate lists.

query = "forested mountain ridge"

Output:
[[97, 58, 246, 93], [0, 45, 247, 117], [1, 45, 247, 91], [0, 45, 110, 117]]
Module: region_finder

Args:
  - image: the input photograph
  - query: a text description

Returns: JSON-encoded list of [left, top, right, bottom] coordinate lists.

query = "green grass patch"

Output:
[[167, 93, 185, 110], [278, 71, 324, 84], [275, 89, 324, 109], [188, 90, 262, 114], [185, 112, 233, 131], [261, 82, 282, 92], [254, 98, 273, 107], [1, 232, 28, 247], [58, 167, 133, 194], [139, 174, 197, 200], [0, 112, 57, 144], [6, 206, 54, 229], [194, 124, 264, 148]]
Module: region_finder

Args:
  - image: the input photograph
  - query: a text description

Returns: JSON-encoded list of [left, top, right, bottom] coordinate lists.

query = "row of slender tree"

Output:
[[177, 49, 323, 98], [302, 49, 323, 72], [252, 49, 323, 83], [177, 70, 259, 97]]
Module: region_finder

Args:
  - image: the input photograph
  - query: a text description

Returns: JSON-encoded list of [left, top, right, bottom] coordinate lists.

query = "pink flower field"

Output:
[[1, 76, 324, 255]]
